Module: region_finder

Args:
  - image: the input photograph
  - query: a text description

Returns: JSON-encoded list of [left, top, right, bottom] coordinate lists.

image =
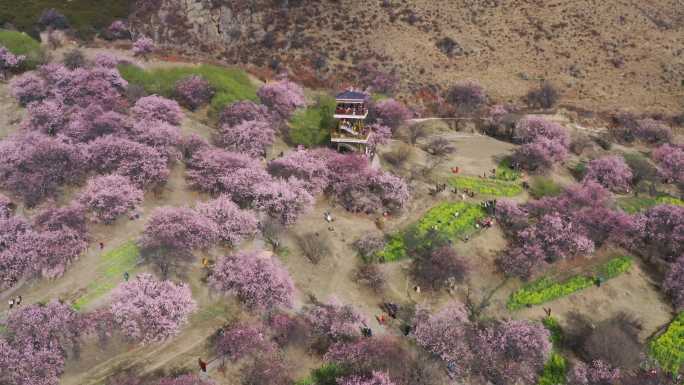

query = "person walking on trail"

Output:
[[123, 271, 130, 282], [8, 298, 14, 310], [198, 358, 207, 373], [14, 296, 21, 306]]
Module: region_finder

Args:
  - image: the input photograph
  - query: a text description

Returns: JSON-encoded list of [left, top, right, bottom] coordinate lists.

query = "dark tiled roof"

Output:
[[336, 90, 367, 101]]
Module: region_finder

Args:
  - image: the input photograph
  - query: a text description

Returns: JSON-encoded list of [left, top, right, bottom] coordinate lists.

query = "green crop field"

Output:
[[374, 202, 487, 262], [449, 175, 522, 197], [617, 194, 684, 213], [508, 256, 633, 310], [650, 312, 684, 375]]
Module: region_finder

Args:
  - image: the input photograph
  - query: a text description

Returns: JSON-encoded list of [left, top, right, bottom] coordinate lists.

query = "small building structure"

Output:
[[330, 90, 371, 154]]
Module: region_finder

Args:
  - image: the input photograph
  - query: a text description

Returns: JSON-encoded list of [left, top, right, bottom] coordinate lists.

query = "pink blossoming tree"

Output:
[[257, 80, 306, 119], [583, 155, 633, 193], [210, 250, 294, 310], [173, 75, 214, 110], [337, 372, 396, 385], [267, 148, 335, 194], [132, 36, 155, 59], [140, 206, 218, 275], [185, 148, 272, 205], [567, 360, 621, 385], [109, 273, 197, 344], [195, 195, 258, 246], [0, 46, 25, 80], [215, 120, 275, 158], [652, 144, 684, 186], [254, 177, 314, 225], [10, 73, 47, 106], [214, 322, 275, 362], [304, 298, 365, 342], [86, 135, 170, 189], [132, 95, 184, 126], [220, 100, 273, 127], [78, 174, 144, 224], [373, 99, 412, 131], [664, 256, 684, 311], [0, 133, 85, 206]]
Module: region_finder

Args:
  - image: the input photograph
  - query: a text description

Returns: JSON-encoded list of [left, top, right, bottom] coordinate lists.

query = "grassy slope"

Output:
[[72, 241, 140, 311], [288, 94, 335, 147], [650, 312, 684, 375], [118, 63, 258, 120], [0, 29, 44, 69], [617, 194, 684, 213]]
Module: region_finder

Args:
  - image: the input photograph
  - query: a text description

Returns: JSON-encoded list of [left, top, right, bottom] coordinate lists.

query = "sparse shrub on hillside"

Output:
[[173, 75, 214, 110], [258, 80, 306, 119], [446, 81, 487, 114], [425, 137, 455, 157], [622, 152, 658, 188], [10, 72, 47, 105], [109, 273, 196, 344], [635, 118, 672, 144], [583, 155, 633, 193], [195, 195, 258, 246], [436, 37, 462, 57], [353, 235, 386, 262], [215, 120, 275, 158], [411, 245, 469, 291], [354, 263, 386, 293], [404, 123, 427, 145], [652, 144, 684, 186], [570, 134, 593, 155], [525, 82, 559, 109], [213, 322, 275, 362], [305, 299, 364, 345], [296, 232, 330, 264], [241, 353, 292, 385], [579, 313, 643, 369], [374, 99, 411, 131], [0, 133, 85, 206], [63, 49, 87, 70], [132, 36, 155, 60], [105, 20, 131, 40], [665, 256, 684, 311], [358, 62, 399, 95], [79, 174, 144, 224], [210, 250, 294, 310], [383, 144, 412, 168]]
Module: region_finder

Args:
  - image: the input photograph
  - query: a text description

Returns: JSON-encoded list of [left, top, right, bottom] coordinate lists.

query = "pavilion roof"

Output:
[[336, 90, 367, 101]]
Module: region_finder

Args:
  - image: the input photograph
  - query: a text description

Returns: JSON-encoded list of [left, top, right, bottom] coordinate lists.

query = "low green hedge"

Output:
[[542, 316, 564, 347], [529, 176, 563, 199], [508, 256, 633, 310], [538, 352, 567, 385], [449, 175, 522, 197], [650, 312, 684, 375], [288, 94, 335, 147], [295, 363, 347, 385]]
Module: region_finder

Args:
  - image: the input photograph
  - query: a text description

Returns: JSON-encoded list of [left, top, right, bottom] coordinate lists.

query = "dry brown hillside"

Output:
[[131, 0, 684, 115]]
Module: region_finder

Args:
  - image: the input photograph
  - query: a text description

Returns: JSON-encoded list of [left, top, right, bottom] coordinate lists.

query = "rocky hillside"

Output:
[[131, 0, 684, 115]]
